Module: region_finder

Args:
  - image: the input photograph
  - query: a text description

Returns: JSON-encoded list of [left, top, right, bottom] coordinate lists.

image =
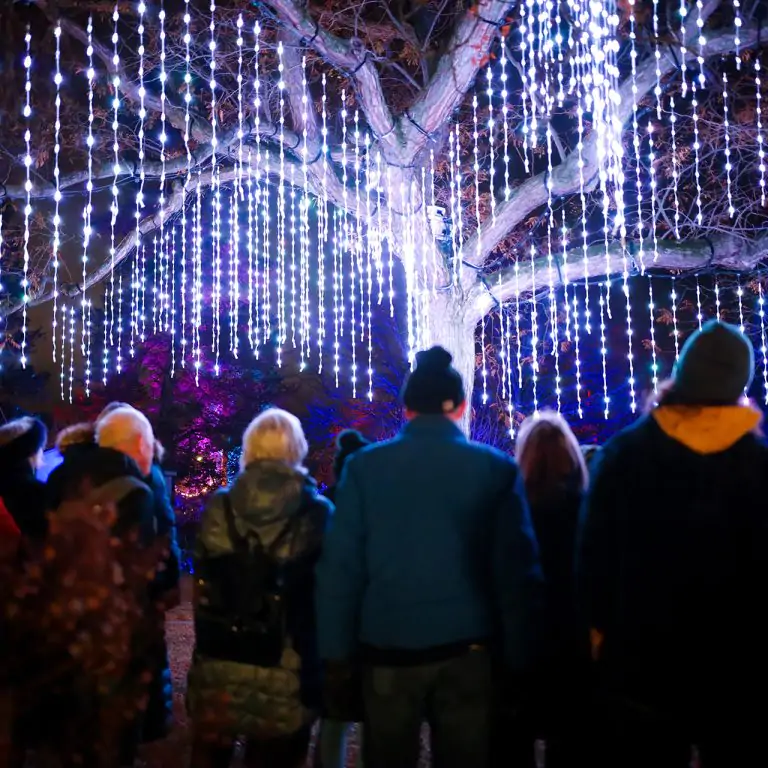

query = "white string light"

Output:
[[319, 72, 329, 367], [696, 275, 704, 329], [301, 54, 311, 370], [21, 29, 33, 368], [529, 245, 539, 415], [737, 279, 745, 333], [648, 120, 660, 262], [59, 305, 67, 401], [690, 2, 704, 226], [253, 22, 263, 354], [82, 18, 95, 395], [545, 124, 560, 412], [622, 244, 636, 414], [68, 305, 76, 403], [289, 165, 298, 350], [723, 73, 735, 218], [181, 0, 192, 366], [194, 170, 203, 378], [170, 223, 176, 376], [756, 56, 765, 206], [577, 94, 591, 333], [598, 281, 610, 418], [210, 0, 221, 374], [366, 137, 374, 400], [759, 280, 768, 404], [105, 3, 121, 385], [715, 278, 721, 320], [629, 0, 647, 272], [277, 41, 287, 366], [473, 94, 488, 404], [262, 150, 271, 347], [340, 89, 350, 383], [235, 12, 244, 361], [670, 277, 680, 361], [453, 123, 464, 286], [52, 24, 62, 364], [486, 64, 496, 224], [159, 0, 168, 333], [519, 0, 531, 173], [134, 1, 147, 351], [734, 0, 742, 69], [500, 37, 511, 203], [514, 254, 523, 393], [670, 96, 681, 238], [648, 277, 659, 394], [246, 149, 255, 354], [332, 206, 341, 386]]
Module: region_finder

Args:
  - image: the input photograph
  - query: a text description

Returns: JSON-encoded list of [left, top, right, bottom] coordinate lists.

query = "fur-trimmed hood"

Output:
[[55, 422, 96, 453]]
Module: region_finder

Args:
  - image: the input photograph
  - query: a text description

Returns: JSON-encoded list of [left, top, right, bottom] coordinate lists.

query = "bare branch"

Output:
[[463, 13, 760, 271], [402, 0, 512, 163], [30, 0, 213, 144], [263, 0, 397, 155], [482, 232, 768, 316]]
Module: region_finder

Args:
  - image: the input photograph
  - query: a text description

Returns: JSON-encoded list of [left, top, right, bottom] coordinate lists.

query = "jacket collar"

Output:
[[402, 415, 466, 441], [652, 404, 761, 454]]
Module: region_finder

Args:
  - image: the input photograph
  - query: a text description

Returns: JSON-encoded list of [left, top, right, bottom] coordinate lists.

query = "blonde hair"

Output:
[[240, 408, 308, 470], [95, 406, 154, 452], [516, 409, 588, 505]]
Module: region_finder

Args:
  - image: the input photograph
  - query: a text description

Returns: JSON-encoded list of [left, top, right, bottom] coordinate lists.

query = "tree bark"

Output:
[[423, 291, 477, 434]]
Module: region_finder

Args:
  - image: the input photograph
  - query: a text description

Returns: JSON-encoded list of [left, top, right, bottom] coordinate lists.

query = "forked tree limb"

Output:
[[483, 232, 768, 315], [462, 2, 754, 275]]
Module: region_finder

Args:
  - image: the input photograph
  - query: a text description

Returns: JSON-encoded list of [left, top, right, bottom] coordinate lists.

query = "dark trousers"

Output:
[[190, 726, 311, 768], [362, 648, 491, 768]]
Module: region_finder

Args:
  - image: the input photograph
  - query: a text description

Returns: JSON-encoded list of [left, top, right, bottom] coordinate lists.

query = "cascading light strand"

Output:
[[723, 73, 735, 217], [690, 4, 704, 226], [319, 73, 329, 367], [233, 12, 245, 358], [715, 277, 722, 320], [759, 280, 768, 404], [182, 0, 192, 366], [696, 275, 703, 329], [545, 121, 560, 411], [529, 244, 539, 415], [500, 37, 511, 203], [246, 149, 255, 352], [514, 252, 523, 392], [82, 18, 96, 395], [277, 41, 287, 365], [630, 0, 647, 267], [734, 0, 742, 69], [60, 305, 67, 400], [472, 94, 488, 404], [21, 29, 33, 368], [262, 150, 271, 346], [301, 54, 311, 369], [670, 96, 681, 238], [210, 0, 221, 373], [158, 0, 168, 332], [170, 223, 176, 376], [671, 276, 680, 361], [648, 276, 659, 394], [105, 2, 121, 384], [486, 64, 496, 224], [756, 56, 765, 205], [134, 0, 147, 348], [52, 24, 63, 364], [737, 279, 746, 337]]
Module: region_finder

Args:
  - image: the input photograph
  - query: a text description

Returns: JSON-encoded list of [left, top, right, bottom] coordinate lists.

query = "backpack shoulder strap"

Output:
[[91, 475, 147, 507]]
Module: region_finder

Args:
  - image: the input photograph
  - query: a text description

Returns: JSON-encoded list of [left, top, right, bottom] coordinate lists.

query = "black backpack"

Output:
[[194, 493, 294, 667]]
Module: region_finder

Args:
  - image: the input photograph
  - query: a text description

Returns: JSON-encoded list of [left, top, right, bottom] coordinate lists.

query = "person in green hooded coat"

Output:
[[188, 408, 331, 768]]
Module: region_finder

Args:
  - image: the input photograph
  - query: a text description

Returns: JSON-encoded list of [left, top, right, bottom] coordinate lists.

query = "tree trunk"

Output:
[[424, 291, 477, 434]]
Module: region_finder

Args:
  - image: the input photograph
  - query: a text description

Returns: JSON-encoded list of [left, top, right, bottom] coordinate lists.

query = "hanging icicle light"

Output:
[[473, 94, 488, 404], [756, 56, 766, 206], [723, 73, 735, 218], [670, 277, 680, 361], [21, 29, 33, 369], [669, 96, 681, 238], [133, 1, 147, 350], [696, 276, 704, 329], [529, 244, 539, 415], [648, 277, 659, 394], [52, 24, 62, 365], [277, 40, 287, 366], [759, 281, 768, 404], [181, 0, 192, 366], [210, 0, 221, 374], [81, 18, 96, 395]]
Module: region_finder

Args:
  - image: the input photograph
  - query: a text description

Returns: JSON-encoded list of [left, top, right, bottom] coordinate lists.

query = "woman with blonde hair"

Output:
[[511, 409, 589, 768], [188, 408, 331, 768]]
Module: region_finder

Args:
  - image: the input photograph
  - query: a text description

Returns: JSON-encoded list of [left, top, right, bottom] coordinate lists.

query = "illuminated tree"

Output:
[[0, 0, 766, 431]]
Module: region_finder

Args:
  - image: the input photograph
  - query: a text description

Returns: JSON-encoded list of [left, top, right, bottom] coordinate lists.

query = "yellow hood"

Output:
[[653, 405, 762, 455]]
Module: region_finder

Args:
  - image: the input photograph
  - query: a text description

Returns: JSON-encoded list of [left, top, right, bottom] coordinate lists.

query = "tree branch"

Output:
[[30, 0, 213, 144], [463, 13, 760, 271], [263, 0, 398, 155], [482, 232, 768, 314], [401, 0, 513, 162]]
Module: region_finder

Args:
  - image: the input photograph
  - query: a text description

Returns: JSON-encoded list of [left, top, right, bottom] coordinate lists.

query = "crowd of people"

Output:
[[1, 317, 767, 768]]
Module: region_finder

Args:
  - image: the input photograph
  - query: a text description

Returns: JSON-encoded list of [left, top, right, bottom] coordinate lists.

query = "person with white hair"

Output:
[[188, 407, 331, 768]]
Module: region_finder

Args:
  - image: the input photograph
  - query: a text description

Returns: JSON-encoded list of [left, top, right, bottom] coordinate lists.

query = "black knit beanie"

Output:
[[673, 319, 754, 405], [0, 417, 48, 467], [333, 429, 370, 479], [402, 346, 466, 415]]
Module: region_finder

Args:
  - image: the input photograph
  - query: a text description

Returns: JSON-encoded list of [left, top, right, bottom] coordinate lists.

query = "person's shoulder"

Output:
[[464, 438, 517, 472]]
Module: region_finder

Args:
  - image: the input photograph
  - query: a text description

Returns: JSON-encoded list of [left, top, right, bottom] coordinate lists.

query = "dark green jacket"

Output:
[[187, 460, 331, 738]]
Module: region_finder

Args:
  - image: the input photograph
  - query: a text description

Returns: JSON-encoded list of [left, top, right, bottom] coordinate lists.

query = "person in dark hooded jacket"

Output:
[[0, 416, 48, 543], [46, 404, 180, 744], [188, 408, 330, 768], [577, 319, 768, 768]]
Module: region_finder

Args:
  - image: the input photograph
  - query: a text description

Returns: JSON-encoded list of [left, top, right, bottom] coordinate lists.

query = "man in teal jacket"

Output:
[[316, 346, 543, 768]]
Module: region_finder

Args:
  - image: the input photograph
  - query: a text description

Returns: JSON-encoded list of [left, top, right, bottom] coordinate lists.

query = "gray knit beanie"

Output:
[[673, 320, 754, 405]]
